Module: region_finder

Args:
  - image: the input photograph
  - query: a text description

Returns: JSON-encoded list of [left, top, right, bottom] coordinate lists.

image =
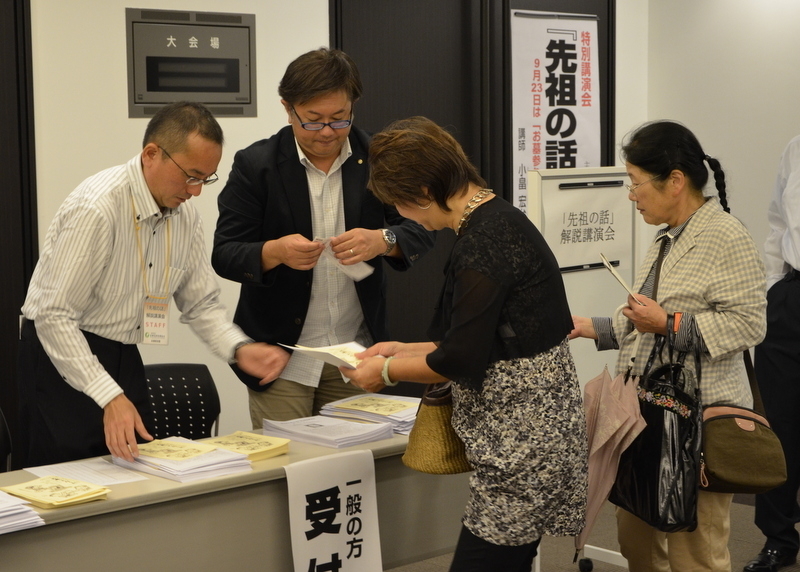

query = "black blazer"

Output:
[[212, 125, 435, 390]]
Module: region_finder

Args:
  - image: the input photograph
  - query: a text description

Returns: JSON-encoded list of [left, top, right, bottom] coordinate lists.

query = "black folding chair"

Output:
[[144, 363, 221, 440]]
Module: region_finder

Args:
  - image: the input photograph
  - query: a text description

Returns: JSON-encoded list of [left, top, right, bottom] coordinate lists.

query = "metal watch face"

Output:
[[383, 229, 397, 246]]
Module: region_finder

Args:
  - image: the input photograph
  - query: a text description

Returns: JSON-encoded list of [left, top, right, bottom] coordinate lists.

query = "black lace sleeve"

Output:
[[426, 266, 508, 382], [426, 199, 573, 387]]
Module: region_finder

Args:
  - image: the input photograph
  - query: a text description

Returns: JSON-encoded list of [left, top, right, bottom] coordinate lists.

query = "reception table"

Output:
[[0, 435, 471, 571]]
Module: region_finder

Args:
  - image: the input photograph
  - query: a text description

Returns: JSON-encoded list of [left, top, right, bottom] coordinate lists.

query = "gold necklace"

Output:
[[456, 188, 493, 235]]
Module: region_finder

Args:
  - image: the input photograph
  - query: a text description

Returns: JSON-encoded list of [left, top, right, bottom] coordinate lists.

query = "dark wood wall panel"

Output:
[[0, 0, 38, 460], [331, 0, 483, 357]]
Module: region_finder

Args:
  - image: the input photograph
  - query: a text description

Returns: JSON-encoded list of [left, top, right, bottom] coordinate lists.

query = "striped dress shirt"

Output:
[[22, 154, 249, 408]]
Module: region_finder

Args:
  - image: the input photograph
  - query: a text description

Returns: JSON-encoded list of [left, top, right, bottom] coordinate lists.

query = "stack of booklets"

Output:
[[112, 437, 251, 482], [0, 475, 110, 510], [204, 431, 290, 461], [320, 394, 420, 435], [262, 415, 393, 448], [0, 491, 45, 533]]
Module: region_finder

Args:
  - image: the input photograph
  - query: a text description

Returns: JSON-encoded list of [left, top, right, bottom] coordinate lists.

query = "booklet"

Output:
[[112, 436, 251, 483], [600, 253, 645, 306], [0, 476, 110, 509], [320, 394, 420, 435], [262, 415, 393, 448], [204, 431, 290, 462], [0, 491, 45, 534], [278, 341, 366, 369]]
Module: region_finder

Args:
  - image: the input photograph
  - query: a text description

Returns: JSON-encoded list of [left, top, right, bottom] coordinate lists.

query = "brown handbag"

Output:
[[401, 381, 472, 475], [700, 351, 787, 494]]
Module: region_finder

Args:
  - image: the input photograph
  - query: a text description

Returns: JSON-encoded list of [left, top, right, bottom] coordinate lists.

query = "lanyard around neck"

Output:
[[131, 193, 172, 300]]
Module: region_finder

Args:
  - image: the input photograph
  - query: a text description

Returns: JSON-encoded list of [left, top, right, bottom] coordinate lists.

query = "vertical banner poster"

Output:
[[511, 10, 601, 213], [284, 450, 382, 572]]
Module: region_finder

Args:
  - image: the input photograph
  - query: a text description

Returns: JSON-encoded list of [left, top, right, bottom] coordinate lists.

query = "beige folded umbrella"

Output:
[[575, 354, 646, 555]]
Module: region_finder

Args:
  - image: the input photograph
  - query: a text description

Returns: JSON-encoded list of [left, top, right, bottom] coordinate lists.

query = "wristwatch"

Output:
[[380, 228, 396, 256]]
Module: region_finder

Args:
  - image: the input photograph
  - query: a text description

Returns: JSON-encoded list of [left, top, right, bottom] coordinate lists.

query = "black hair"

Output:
[[621, 120, 729, 213], [142, 101, 223, 152], [278, 48, 363, 106]]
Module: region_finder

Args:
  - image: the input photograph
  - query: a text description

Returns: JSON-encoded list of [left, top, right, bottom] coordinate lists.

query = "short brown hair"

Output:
[[142, 101, 223, 151], [368, 116, 486, 211], [278, 48, 363, 106]]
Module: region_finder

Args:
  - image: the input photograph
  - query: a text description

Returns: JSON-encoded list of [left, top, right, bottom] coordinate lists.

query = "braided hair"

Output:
[[621, 121, 729, 213]]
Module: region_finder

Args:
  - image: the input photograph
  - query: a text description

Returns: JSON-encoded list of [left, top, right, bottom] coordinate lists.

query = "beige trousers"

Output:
[[616, 490, 734, 572], [247, 363, 365, 429]]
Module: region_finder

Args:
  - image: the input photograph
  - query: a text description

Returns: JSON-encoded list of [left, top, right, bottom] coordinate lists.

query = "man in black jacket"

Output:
[[212, 48, 434, 428]]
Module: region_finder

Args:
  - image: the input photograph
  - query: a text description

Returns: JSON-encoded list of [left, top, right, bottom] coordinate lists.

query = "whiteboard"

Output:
[[528, 166, 637, 386]]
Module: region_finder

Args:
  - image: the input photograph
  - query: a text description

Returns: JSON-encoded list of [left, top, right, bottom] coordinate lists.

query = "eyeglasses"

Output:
[[160, 147, 219, 186], [291, 106, 353, 131], [625, 175, 658, 195]]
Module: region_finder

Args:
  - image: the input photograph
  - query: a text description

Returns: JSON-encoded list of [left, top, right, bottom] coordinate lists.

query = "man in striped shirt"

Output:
[[15, 102, 285, 469]]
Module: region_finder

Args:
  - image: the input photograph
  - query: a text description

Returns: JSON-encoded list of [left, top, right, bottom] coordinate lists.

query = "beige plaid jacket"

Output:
[[613, 197, 767, 406]]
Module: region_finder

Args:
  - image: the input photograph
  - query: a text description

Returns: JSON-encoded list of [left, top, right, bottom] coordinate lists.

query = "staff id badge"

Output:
[[142, 299, 169, 345]]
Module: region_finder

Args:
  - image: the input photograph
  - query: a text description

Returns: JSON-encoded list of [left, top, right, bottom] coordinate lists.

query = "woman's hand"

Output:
[[621, 294, 669, 335], [356, 341, 404, 360], [569, 316, 597, 340], [341, 356, 387, 393], [355, 341, 435, 360]]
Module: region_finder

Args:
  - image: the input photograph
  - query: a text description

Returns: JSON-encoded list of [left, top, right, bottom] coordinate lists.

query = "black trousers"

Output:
[[14, 320, 153, 469], [449, 525, 540, 572], [754, 273, 800, 553]]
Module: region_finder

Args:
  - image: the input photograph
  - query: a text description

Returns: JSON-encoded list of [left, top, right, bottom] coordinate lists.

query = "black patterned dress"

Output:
[[426, 195, 588, 546]]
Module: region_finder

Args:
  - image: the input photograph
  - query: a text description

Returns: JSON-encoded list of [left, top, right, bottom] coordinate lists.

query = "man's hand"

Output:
[[330, 228, 386, 264], [262, 234, 324, 271], [235, 343, 290, 386], [103, 394, 153, 461]]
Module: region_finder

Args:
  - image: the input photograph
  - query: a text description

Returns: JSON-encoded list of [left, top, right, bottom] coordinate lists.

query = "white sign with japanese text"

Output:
[[510, 10, 601, 213], [528, 166, 633, 273], [284, 450, 382, 572]]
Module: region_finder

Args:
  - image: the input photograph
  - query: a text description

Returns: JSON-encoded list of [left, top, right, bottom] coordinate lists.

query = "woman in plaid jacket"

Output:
[[571, 120, 767, 572]]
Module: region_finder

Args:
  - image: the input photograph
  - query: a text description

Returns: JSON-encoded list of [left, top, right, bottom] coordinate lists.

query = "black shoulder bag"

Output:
[[608, 238, 703, 532]]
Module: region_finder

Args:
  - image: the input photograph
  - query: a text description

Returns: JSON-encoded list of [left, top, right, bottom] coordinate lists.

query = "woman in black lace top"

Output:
[[343, 116, 588, 572]]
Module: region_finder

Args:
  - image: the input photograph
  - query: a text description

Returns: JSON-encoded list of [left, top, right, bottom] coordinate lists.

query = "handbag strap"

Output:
[[641, 332, 667, 380], [422, 381, 454, 406], [668, 311, 702, 393], [651, 236, 669, 302], [640, 238, 671, 380], [743, 350, 766, 416]]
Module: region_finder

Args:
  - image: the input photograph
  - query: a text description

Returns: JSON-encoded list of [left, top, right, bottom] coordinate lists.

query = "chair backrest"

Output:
[[0, 406, 11, 472], [144, 363, 221, 440]]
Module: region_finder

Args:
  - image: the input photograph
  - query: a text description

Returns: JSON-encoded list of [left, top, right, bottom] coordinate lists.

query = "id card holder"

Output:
[[142, 299, 169, 345]]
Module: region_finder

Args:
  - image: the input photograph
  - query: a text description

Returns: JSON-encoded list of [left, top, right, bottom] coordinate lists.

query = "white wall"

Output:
[[30, 0, 329, 434], [646, 0, 800, 260]]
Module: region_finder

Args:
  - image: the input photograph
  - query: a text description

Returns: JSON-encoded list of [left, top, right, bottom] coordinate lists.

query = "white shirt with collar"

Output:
[[22, 154, 249, 408], [279, 137, 370, 388], [765, 134, 800, 289]]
